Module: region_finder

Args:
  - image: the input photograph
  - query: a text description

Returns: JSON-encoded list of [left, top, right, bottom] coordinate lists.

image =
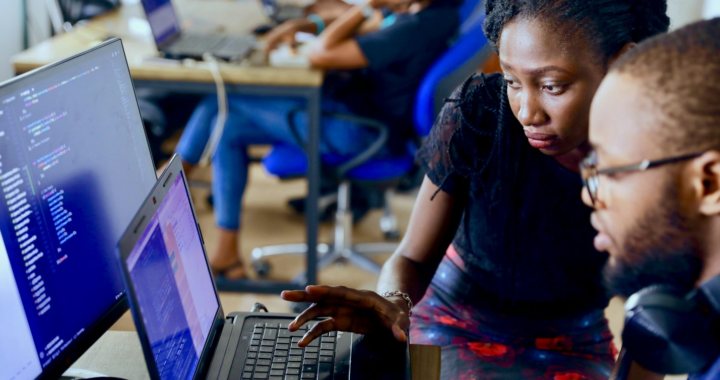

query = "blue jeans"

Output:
[[176, 95, 382, 230]]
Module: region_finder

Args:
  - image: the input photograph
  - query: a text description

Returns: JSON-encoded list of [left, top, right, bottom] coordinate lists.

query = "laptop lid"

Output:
[[140, 0, 182, 47], [117, 155, 224, 380]]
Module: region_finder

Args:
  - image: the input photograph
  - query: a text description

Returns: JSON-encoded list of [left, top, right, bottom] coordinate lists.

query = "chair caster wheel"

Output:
[[384, 231, 400, 241], [290, 302, 313, 314], [206, 194, 214, 207], [253, 261, 271, 278]]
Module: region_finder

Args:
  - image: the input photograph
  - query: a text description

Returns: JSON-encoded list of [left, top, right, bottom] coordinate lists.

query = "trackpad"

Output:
[[350, 332, 410, 379]]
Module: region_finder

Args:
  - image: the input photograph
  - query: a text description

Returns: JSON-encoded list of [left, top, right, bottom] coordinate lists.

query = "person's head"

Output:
[[585, 18, 720, 297], [484, 0, 669, 156]]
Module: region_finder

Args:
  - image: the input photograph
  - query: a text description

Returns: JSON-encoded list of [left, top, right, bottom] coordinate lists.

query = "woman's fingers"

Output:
[[297, 319, 339, 347], [289, 303, 339, 332]]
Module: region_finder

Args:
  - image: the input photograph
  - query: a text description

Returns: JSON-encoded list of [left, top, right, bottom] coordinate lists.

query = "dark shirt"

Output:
[[690, 356, 720, 380], [416, 73, 610, 318], [324, 0, 460, 146]]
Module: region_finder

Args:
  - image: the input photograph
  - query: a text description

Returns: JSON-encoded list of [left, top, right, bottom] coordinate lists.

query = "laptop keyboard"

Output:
[[240, 321, 336, 380], [172, 35, 255, 59]]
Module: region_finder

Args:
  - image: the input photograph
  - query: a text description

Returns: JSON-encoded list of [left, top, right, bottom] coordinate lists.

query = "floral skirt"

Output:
[[410, 248, 616, 380]]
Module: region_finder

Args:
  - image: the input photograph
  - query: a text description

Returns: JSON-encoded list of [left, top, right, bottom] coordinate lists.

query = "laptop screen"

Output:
[[125, 174, 218, 380], [141, 0, 181, 46]]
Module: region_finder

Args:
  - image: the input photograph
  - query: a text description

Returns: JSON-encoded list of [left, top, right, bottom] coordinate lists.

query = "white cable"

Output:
[[199, 53, 228, 167]]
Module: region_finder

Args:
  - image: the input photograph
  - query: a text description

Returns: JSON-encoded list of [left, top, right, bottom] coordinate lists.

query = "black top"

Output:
[[416, 73, 610, 318], [324, 0, 460, 147]]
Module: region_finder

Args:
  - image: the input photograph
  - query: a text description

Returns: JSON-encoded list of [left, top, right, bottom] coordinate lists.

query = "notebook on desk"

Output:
[[116, 154, 411, 380]]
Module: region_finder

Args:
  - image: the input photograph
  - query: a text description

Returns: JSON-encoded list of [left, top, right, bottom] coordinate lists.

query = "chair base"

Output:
[[251, 181, 400, 281]]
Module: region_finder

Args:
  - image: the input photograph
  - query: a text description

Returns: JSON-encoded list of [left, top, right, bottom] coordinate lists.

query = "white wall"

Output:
[[667, 0, 713, 29], [705, 0, 720, 18], [0, 0, 24, 82]]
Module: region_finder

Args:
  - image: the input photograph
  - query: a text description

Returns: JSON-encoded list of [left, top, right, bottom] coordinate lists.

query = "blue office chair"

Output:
[[251, 5, 492, 279]]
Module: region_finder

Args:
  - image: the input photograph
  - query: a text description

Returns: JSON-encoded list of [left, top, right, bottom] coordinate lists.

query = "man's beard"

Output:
[[603, 184, 703, 298]]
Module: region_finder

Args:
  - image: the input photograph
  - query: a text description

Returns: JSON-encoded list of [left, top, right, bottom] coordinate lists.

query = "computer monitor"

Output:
[[0, 39, 156, 380]]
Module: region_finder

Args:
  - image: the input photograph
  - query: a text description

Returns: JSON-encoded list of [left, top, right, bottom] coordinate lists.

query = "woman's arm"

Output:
[[307, 5, 381, 69], [377, 176, 466, 312], [281, 176, 465, 344]]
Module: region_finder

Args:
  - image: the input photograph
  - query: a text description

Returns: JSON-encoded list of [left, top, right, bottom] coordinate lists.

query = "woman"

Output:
[[280, 0, 670, 378], [174, 0, 460, 279]]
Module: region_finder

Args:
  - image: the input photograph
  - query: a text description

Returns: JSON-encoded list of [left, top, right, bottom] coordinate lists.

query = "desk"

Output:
[[12, 0, 323, 294], [70, 331, 442, 380]]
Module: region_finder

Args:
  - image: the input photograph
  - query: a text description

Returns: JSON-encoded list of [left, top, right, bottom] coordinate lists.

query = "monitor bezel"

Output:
[[117, 155, 226, 380], [0, 38, 156, 380]]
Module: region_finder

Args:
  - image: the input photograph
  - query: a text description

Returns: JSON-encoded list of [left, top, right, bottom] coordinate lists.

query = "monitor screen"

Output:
[[125, 174, 218, 380], [141, 0, 181, 46], [0, 40, 156, 380]]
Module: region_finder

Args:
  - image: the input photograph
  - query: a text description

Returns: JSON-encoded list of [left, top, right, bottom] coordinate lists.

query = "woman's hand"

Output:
[[264, 19, 315, 53], [281, 285, 411, 347]]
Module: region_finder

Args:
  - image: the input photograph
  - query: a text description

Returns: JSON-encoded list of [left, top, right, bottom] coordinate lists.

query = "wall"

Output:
[[667, 0, 709, 29], [0, 0, 23, 82]]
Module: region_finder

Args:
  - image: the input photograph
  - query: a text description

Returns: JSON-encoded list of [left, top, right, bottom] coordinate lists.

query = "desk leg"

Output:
[[304, 87, 321, 287]]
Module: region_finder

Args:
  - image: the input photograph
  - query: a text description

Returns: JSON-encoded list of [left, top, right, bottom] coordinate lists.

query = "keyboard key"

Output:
[[279, 330, 292, 338], [277, 338, 291, 344], [261, 341, 275, 346], [246, 359, 256, 366], [301, 373, 315, 379], [255, 366, 270, 373], [272, 363, 286, 370], [319, 356, 333, 363], [270, 370, 284, 376], [304, 347, 318, 353], [248, 352, 258, 359], [306, 340, 319, 347], [244, 365, 254, 372], [257, 359, 271, 366], [304, 353, 318, 359], [255, 323, 265, 328], [290, 331, 305, 337], [253, 374, 268, 379], [302, 365, 317, 372], [288, 356, 302, 362], [290, 349, 303, 356], [279, 323, 289, 329], [260, 347, 274, 353], [273, 357, 287, 363], [321, 337, 335, 343], [266, 323, 279, 328], [320, 343, 333, 350], [251, 340, 261, 346], [270, 377, 283, 380], [285, 376, 299, 380], [303, 359, 317, 366], [259, 353, 274, 360], [263, 329, 278, 340], [249, 346, 259, 352], [276, 344, 290, 350], [243, 373, 252, 379], [253, 334, 263, 340], [328, 332, 336, 337], [320, 350, 333, 357], [288, 362, 301, 368], [291, 337, 302, 343]]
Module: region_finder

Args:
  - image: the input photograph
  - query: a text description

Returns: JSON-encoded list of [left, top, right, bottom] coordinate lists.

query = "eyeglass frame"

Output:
[[580, 151, 704, 205]]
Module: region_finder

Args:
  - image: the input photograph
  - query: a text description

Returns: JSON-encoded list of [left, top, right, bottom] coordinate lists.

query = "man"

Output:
[[583, 18, 720, 379]]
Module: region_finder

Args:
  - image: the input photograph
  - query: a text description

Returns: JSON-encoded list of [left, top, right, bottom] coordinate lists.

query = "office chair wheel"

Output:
[[206, 194, 214, 207], [253, 261, 271, 278], [290, 302, 313, 314], [384, 230, 400, 241]]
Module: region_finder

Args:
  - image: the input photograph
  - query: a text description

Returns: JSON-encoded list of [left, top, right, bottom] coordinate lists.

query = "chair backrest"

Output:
[[413, 4, 492, 137]]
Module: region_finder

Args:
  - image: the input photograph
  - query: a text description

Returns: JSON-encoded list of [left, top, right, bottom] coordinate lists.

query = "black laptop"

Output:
[[260, 0, 305, 24], [140, 0, 256, 61], [117, 155, 411, 380]]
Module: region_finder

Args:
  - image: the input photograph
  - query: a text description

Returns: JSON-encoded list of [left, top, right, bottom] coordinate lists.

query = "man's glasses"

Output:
[[580, 151, 704, 205]]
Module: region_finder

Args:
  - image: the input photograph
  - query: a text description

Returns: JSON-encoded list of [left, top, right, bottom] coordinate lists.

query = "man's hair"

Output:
[[611, 18, 720, 154], [483, 0, 670, 65]]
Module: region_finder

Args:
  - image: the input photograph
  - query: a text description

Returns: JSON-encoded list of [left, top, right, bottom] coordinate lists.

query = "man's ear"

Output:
[[690, 151, 720, 216], [607, 42, 637, 68]]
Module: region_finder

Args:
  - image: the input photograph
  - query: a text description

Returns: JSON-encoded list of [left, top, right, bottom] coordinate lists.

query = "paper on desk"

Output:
[[269, 42, 313, 68]]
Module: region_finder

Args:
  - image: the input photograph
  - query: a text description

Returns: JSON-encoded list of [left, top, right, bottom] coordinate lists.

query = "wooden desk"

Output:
[[11, 0, 325, 294], [70, 331, 441, 380]]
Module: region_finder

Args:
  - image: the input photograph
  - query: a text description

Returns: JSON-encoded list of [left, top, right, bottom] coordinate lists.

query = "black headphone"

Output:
[[622, 275, 720, 374]]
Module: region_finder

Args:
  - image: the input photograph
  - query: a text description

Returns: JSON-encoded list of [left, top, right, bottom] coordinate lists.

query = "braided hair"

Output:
[[484, 0, 670, 65]]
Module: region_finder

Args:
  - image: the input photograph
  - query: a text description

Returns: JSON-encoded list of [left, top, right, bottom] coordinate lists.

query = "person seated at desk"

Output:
[[174, 0, 461, 279], [583, 17, 720, 380], [280, 0, 670, 378]]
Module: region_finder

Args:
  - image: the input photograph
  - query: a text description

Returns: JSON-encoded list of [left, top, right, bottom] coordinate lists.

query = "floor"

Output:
[[109, 156, 686, 379]]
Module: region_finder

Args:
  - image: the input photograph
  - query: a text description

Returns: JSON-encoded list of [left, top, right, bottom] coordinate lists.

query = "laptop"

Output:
[[260, 0, 305, 24], [140, 0, 256, 61], [117, 155, 411, 380]]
